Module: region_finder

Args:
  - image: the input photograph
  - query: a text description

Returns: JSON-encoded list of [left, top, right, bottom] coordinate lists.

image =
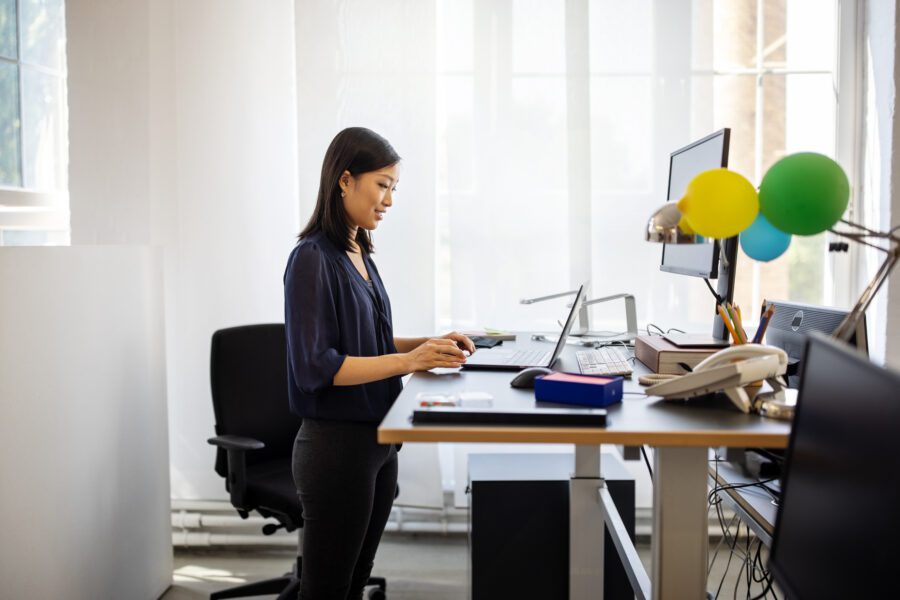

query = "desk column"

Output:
[[651, 446, 708, 600], [570, 444, 604, 600]]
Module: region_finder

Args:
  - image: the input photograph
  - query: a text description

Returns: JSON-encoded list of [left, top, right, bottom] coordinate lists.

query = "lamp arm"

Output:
[[580, 293, 633, 306], [838, 218, 883, 236], [833, 219, 900, 243], [833, 243, 900, 342], [829, 229, 892, 253], [566, 293, 639, 340], [519, 289, 579, 304]]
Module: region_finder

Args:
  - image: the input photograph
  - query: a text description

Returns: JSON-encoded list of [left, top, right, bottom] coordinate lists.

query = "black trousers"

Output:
[[292, 418, 398, 600]]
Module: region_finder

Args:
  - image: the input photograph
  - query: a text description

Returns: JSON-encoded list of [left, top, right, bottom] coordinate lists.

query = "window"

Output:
[[434, 0, 859, 334], [703, 0, 856, 319], [0, 0, 69, 245]]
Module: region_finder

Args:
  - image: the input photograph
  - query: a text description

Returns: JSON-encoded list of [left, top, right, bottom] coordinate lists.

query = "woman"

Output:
[[284, 127, 475, 599]]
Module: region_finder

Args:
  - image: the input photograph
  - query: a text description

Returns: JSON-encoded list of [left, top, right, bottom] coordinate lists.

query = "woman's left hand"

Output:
[[439, 331, 476, 354]]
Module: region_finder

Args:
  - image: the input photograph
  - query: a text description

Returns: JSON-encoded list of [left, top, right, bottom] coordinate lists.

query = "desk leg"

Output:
[[651, 446, 708, 600], [570, 444, 604, 600]]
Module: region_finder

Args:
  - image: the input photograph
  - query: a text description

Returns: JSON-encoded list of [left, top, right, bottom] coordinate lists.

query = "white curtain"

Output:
[[296, 0, 849, 340], [295, 0, 439, 338]]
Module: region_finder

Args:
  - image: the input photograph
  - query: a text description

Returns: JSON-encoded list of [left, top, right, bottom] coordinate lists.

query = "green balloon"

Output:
[[759, 153, 849, 235]]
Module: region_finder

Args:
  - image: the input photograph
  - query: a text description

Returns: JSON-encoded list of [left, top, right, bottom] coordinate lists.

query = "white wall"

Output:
[[864, 0, 900, 369], [67, 0, 300, 499], [884, 3, 900, 369], [0, 247, 170, 599]]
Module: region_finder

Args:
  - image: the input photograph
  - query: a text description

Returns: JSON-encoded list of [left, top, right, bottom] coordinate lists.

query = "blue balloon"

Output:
[[740, 213, 791, 262]]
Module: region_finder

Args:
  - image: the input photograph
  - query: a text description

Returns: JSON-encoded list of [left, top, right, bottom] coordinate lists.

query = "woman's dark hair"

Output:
[[299, 127, 401, 254]]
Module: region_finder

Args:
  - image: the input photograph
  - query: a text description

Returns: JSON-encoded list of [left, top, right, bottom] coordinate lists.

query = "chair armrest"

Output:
[[207, 435, 266, 509], [208, 434, 266, 451]]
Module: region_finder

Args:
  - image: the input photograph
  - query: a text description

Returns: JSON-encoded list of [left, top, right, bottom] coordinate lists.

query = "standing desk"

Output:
[[378, 336, 791, 600], [708, 460, 779, 547]]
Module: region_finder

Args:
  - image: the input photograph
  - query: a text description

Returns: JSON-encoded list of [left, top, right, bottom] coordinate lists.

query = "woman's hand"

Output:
[[403, 338, 468, 372], [439, 331, 476, 354]]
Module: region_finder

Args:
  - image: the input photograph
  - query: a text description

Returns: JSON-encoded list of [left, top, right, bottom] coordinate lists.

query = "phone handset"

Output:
[[646, 344, 789, 413], [693, 344, 789, 373]]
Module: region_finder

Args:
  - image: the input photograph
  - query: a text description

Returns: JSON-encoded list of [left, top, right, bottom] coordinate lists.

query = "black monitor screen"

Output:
[[660, 129, 730, 278], [769, 335, 900, 599]]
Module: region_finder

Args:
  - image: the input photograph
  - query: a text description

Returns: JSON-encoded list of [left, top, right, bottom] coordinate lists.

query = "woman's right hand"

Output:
[[403, 338, 468, 372]]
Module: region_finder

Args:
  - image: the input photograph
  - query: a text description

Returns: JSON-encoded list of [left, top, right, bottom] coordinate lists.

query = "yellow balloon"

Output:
[[677, 217, 695, 235], [677, 169, 759, 238]]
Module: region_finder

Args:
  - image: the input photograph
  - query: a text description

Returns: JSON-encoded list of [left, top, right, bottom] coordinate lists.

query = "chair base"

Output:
[[209, 556, 387, 599], [210, 574, 295, 599]]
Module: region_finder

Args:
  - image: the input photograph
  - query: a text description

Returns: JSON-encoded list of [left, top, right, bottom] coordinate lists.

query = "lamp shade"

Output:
[[645, 203, 712, 244]]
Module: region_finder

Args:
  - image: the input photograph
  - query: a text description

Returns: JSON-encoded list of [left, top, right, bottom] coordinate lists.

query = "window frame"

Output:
[[0, 0, 69, 236]]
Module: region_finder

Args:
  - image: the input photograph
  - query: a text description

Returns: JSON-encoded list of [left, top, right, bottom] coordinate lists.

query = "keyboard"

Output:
[[576, 347, 633, 376], [499, 349, 552, 366]]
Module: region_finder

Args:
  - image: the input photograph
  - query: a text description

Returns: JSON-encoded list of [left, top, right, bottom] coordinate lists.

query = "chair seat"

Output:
[[245, 458, 302, 526]]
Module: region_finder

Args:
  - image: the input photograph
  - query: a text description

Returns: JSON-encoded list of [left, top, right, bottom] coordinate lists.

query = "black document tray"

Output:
[[411, 406, 607, 427]]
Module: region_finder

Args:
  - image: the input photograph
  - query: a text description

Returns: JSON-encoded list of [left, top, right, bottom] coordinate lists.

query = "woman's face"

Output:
[[340, 164, 400, 232]]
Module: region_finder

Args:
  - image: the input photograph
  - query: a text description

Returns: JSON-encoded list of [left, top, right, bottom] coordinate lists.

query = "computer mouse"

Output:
[[510, 367, 553, 389]]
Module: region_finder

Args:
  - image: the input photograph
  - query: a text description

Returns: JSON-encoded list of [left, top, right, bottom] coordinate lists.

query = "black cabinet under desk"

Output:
[[468, 452, 636, 600]]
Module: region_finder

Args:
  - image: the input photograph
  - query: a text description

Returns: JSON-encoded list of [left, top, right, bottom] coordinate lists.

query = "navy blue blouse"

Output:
[[283, 231, 403, 422]]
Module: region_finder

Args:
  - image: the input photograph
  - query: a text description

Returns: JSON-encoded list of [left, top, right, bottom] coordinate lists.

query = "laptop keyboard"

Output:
[[576, 347, 633, 376], [497, 349, 552, 366]]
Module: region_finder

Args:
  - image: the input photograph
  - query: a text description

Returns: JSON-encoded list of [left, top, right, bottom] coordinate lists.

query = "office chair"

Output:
[[207, 324, 387, 600]]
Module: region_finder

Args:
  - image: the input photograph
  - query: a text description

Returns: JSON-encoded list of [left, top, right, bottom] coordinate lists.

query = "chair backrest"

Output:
[[210, 324, 302, 477]]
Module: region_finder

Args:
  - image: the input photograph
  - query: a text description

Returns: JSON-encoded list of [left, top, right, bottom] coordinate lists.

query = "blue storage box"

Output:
[[534, 372, 623, 408]]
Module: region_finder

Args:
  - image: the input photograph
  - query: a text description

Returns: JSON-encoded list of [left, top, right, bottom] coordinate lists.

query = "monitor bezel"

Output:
[[767, 333, 899, 597], [660, 128, 732, 279]]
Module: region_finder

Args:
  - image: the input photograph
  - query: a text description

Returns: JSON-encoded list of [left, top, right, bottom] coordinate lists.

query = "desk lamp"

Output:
[[644, 153, 900, 345], [519, 288, 638, 343]]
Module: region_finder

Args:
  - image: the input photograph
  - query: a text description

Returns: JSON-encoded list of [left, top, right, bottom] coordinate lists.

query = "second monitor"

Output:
[[660, 128, 737, 342]]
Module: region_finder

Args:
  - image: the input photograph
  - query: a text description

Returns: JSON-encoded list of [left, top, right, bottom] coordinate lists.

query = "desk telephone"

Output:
[[646, 344, 788, 413]]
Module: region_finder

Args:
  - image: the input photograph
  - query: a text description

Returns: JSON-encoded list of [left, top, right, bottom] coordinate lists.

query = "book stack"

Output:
[[634, 335, 719, 374]]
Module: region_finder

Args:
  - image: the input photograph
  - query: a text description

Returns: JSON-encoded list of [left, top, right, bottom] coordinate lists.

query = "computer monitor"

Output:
[[768, 334, 900, 599], [660, 129, 737, 341], [764, 300, 868, 388]]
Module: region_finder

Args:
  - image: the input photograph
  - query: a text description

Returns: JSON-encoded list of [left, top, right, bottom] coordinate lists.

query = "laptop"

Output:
[[463, 284, 586, 371]]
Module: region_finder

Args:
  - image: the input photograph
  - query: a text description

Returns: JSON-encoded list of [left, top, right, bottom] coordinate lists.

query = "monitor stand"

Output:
[[663, 333, 730, 348]]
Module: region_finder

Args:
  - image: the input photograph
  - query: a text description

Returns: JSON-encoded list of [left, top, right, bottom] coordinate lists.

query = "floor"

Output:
[[162, 531, 779, 599], [164, 535, 468, 600]]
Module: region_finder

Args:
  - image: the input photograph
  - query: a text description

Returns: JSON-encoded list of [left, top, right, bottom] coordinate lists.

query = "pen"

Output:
[[732, 303, 748, 343], [755, 304, 776, 343], [752, 302, 768, 343], [752, 315, 766, 343], [717, 304, 741, 344], [725, 302, 745, 343]]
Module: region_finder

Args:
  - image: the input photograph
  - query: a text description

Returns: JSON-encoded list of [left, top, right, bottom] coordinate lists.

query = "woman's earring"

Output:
[[341, 191, 346, 198]]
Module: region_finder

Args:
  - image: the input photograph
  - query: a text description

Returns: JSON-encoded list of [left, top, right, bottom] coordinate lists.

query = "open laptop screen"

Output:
[[547, 283, 586, 364]]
